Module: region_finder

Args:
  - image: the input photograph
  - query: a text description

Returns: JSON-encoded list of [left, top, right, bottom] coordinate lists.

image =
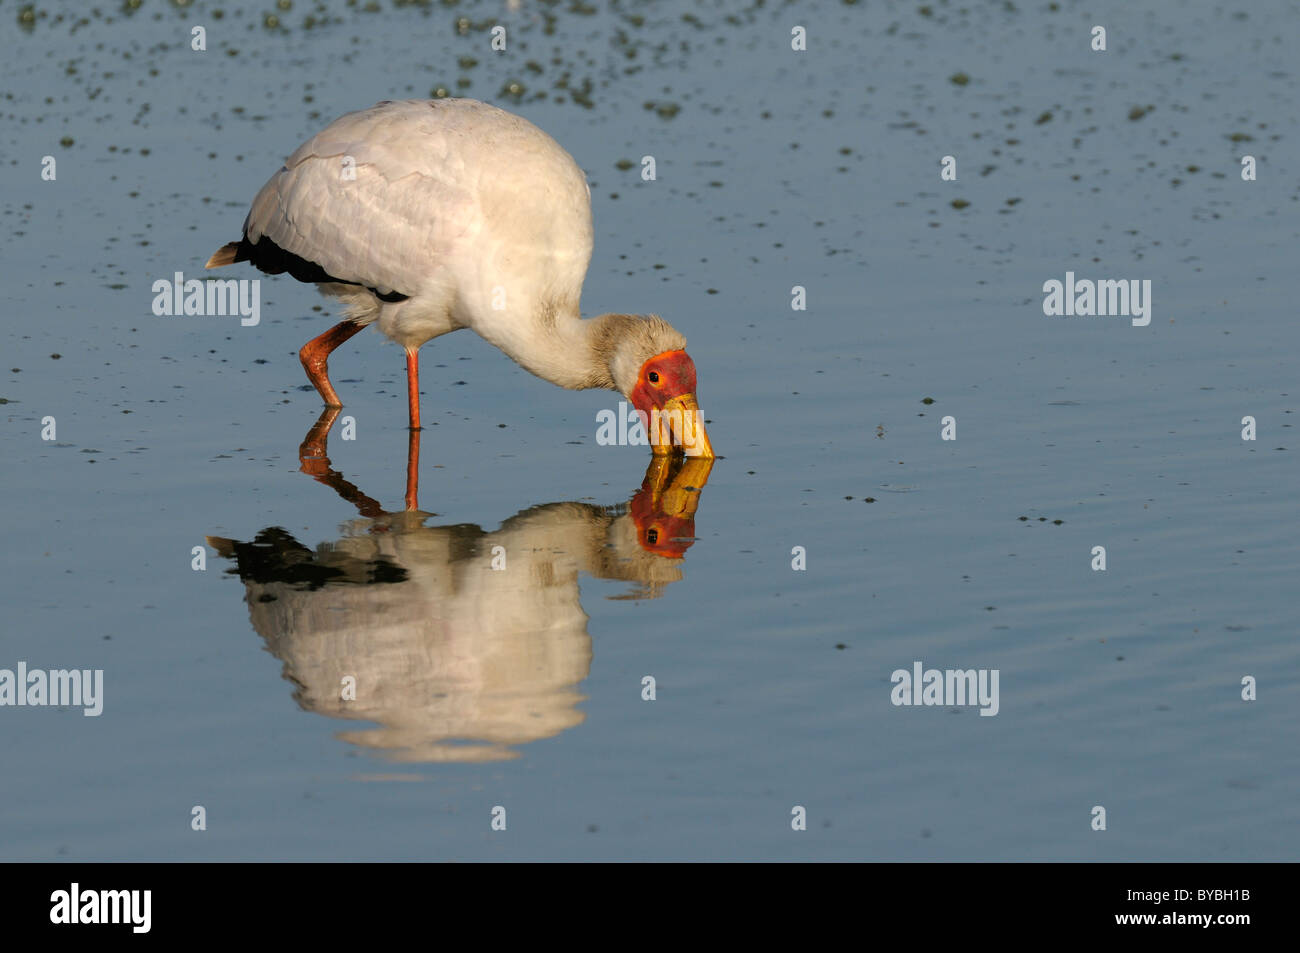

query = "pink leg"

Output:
[[406, 347, 422, 431], [299, 320, 365, 407]]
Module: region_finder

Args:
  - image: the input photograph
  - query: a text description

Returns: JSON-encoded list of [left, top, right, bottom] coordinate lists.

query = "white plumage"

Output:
[[246, 100, 589, 349]]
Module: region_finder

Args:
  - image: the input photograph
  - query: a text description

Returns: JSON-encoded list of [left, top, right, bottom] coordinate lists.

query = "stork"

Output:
[[206, 98, 712, 456]]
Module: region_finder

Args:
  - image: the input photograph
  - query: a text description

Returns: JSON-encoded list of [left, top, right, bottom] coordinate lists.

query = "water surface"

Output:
[[1, 0, 1296, 860]]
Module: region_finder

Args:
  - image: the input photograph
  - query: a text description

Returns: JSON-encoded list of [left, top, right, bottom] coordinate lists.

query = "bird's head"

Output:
[[627, 455, 714, 559], [606, 315, 714, 458]]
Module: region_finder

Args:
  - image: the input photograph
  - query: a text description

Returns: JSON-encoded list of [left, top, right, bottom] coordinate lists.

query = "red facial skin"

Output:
[[628, 349, 699, 416], [628, 472, 698, 559]]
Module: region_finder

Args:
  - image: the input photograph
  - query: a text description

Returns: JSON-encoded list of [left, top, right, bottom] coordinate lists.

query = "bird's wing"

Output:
[[243, 102, 484, 297]]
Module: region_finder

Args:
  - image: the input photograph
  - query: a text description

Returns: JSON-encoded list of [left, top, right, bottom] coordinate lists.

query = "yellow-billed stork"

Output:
[[206, 98, 712, 456]]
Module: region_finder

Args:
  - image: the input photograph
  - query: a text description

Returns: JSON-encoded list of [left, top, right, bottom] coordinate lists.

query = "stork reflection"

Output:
[[208, 409, 712, 763]]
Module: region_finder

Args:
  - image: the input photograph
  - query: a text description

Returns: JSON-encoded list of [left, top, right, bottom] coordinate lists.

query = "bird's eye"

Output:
[[648, 371, 660, 384]]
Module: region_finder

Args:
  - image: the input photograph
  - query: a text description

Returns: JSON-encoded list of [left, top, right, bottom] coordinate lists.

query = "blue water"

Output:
[[1, 0, 1296, 860]]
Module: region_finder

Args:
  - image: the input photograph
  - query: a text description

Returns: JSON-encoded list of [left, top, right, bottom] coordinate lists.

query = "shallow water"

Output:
[[1, 0, 1296, 860]]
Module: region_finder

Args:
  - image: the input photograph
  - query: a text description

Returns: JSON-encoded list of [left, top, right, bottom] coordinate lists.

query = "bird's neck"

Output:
[[488, 306, 641, 394]]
